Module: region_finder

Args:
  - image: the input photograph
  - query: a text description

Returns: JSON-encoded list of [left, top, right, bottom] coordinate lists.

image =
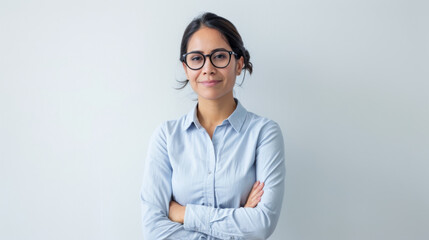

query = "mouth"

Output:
[[199, 80, 222, 87]]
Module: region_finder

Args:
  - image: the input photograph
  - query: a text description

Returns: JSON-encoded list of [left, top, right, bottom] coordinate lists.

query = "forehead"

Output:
[[187, 27, 231, 53]]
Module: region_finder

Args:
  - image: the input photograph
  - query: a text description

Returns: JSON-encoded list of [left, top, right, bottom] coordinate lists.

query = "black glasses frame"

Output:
[[182, 50, 238, 70]]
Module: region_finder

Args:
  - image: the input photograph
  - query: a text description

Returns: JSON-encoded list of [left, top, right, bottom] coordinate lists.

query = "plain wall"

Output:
[[1, 0, 428, 239]]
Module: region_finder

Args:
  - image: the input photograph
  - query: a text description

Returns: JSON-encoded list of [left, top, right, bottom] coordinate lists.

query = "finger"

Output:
[[245, 200, 255, 208], [247, 194, 259, 206], [253, 190, 263, 199], [249, 197, 261, 207], [252, 183, 264, 195], [256, 192, 264, 200], [249, 183, 260, 196], [252, 181, 260, 190], [250, 185, 264, 198], [251, 185, 262, 196], [245, 181, 264, 207]]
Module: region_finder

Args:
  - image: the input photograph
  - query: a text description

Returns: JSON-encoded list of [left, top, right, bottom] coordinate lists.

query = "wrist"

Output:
[[180, 205, 186, 224]]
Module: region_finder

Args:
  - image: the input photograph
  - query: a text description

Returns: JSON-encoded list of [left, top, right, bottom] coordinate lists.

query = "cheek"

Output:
[[227, 69, 238, 83], [186, 70, 200, 82]]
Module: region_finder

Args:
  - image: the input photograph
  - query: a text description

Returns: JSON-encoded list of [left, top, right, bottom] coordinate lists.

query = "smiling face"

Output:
[[183, 27, 244, 102]]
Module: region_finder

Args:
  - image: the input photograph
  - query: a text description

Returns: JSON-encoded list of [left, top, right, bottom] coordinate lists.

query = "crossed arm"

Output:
[[168, 181, 265, 224], [141, 122, 285, 239]]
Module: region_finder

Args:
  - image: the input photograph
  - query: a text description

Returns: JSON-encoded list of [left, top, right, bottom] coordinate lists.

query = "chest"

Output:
[[169, 128, 258, 207]]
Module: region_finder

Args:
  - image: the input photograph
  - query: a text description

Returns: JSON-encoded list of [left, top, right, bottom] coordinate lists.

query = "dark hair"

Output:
[[177, 12, 253, 89]]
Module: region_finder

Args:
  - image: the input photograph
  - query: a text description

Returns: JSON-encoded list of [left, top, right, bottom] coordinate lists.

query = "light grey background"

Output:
[[1, 0, 428, 239]]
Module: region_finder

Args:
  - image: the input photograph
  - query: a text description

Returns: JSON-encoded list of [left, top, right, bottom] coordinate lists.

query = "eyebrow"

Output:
[[187, 48, 230, 54]]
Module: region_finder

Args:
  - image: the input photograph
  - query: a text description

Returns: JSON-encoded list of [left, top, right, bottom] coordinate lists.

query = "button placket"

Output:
[[207, 139, 216, 207], [202, 128, 211, 207], [207, 126, 222, 208]]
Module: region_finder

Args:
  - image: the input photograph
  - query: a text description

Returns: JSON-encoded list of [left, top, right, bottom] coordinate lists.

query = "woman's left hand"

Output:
[[244, 181, 264, 208], [169, 200, 186, 224]]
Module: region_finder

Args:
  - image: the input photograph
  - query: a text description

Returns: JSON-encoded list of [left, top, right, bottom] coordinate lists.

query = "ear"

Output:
[[236, 56, 244, 75]]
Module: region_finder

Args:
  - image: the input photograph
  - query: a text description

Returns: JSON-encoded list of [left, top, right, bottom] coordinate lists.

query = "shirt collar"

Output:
[[183, 98, 247, 133]]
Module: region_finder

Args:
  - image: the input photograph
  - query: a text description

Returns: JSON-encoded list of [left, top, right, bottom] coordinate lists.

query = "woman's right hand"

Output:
[[244, 181, 264, 208]]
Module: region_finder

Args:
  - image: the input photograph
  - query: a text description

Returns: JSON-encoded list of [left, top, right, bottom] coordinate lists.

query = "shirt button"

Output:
[[208, 171, 212, 175]]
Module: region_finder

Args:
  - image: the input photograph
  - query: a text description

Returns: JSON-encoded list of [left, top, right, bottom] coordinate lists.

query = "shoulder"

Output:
[[246, 111, 283, 133], [147, 114, 189, 156], [244, 111, 284, 148], [151, 113, 189, 140]]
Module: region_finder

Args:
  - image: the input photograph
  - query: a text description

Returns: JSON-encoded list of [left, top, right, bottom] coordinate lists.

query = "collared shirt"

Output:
[[141, 99, 286, 240]]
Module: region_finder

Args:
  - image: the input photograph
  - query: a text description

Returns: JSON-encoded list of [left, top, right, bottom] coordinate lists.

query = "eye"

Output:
[[213, 52, 228, 60], [191, 56, 202, 61]]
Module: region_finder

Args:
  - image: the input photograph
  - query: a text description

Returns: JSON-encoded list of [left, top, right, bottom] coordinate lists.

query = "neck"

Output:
[[197, 95, 237, 128]]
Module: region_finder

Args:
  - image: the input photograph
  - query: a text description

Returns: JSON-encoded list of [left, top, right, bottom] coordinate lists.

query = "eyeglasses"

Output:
[[182, 50, 238, 70]]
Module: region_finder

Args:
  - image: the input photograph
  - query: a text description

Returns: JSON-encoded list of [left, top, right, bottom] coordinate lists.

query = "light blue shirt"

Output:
[[141, 99, 286, 240]]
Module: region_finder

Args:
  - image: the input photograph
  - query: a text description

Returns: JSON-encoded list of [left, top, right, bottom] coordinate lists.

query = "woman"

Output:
[[141, 12, 285, 239]]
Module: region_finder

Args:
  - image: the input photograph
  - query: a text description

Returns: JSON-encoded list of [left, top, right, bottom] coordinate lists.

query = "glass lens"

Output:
[[211, 51, 230, 68], [186, 53, 204, 69]]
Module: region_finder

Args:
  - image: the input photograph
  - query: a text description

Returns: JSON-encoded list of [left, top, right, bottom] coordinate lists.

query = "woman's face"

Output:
[[183, 27, 244, 102]]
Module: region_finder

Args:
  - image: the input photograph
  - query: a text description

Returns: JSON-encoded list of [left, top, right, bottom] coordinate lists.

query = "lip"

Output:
[[199, 80, 222, 87]]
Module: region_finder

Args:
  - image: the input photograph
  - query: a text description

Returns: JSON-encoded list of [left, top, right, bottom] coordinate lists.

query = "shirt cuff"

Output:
[[184, 204, 211, 232]]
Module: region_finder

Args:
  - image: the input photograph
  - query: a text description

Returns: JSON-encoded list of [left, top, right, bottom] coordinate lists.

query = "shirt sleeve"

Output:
[[141, 123, 208, 240], [183, 121, 286, 240]]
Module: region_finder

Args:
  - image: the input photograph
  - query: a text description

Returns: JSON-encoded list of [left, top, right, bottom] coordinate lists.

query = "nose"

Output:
[[202, 55, 216, 75]]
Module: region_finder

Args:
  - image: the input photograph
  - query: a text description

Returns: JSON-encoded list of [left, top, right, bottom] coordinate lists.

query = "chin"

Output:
[[199, 95, 222, 101], [198, 92, 231, 101]]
